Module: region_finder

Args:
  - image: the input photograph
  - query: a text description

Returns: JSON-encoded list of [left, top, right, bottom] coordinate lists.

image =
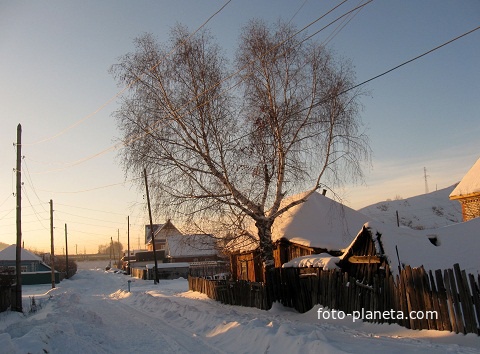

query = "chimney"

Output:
[[322, 189, 327, 196]]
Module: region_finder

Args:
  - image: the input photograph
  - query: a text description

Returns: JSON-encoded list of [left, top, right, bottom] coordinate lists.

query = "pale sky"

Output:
[[1, 1, 479, 254]]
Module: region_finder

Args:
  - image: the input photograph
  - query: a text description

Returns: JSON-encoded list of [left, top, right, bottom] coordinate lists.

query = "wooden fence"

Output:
[[0, 285, 16, 312], [188, 276, 268, 309], [189, 263, 480, 335]]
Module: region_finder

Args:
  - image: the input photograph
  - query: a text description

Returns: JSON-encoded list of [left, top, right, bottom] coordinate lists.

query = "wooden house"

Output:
[[145, 220, 183, 251], [338, 218, 480, 284], [227, 191, 370, 282], [0, 245, 61, 285], [449, 157, 480, 221], [165, 234, 222, 263]]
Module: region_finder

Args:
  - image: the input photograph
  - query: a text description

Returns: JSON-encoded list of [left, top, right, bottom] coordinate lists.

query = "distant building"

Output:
[[450, 157, 480, 221], [0, 245, 61, 285], [165, 234, 221, 263], [145, 220, 183, 251]]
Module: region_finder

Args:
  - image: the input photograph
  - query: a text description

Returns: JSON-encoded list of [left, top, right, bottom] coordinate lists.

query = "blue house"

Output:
[[0, 245, 61, 285]]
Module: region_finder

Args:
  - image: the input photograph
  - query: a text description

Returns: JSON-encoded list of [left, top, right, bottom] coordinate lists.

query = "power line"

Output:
[[322, 0, 367, 46], [21, 185, 49, 231], [25, 1, 358, 174], [336, 24, 480, 98], [55, 203, 129, 216], [35, 176, 142, 193], [0, 194, 12, 209], [23, 0, 232, 147]]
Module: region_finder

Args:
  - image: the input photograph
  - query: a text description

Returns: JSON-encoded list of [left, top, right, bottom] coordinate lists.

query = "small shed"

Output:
[[338, 218, 480, 284], [227, 191, 370, 282], [450, 157, 480, 221], [0, 245, 61, 285]]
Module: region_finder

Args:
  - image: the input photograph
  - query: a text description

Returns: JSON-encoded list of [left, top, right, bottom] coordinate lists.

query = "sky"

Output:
[[0, 0, 479, 254]]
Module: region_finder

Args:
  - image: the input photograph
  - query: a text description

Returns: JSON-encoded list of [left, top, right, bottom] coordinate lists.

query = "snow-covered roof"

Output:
[[282, 253, 340, 270], [146, 221, 183, 244], [226, 191, 369, 253], [0, 245, 43, 262], [344, 218, 480, 276], [166, 234, 218, 258], [272, 192, 371, 249], [450, 157, 480, 199]]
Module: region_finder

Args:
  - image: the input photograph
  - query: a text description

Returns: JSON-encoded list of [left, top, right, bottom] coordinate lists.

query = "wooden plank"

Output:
[[453, 264, 473, 333], [411, 267, 428, 330], [436, 269, 453, 332], [398, 272, 410, 328], [456, 265, 477, 334], [429, 270, 444, 331], [404, 266, 417, 330], [348, 256, 381, 264], [468, 273, 480, 334], [447, 268, 465, 334], [419, 267, 436, 330]]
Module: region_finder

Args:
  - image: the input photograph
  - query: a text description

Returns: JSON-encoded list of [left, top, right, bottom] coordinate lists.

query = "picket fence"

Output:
[[188, 263, 480, 335]]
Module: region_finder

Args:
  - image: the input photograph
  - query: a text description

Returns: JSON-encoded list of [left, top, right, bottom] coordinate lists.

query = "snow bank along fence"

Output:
[[189, 263, 480, 335]]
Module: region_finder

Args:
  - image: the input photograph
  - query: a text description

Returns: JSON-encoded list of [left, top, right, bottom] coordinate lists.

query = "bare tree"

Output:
[[111, 20, 370, 278]]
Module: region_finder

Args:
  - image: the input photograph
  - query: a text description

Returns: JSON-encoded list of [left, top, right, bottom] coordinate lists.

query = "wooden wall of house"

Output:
[[230, 251, 263, 282], [273, 240, 327, 268]]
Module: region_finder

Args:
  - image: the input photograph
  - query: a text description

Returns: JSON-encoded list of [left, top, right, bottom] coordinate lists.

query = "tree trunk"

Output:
[[255, 218, 275, 307], [255, 218, 275, 277]]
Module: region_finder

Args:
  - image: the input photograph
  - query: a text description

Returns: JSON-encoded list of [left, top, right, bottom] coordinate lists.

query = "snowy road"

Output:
[[1, 262, 480, 353]]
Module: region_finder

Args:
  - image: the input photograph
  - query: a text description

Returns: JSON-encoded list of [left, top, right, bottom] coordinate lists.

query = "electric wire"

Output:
[[331, 24, 480, 100], [322, 0, 367, 46], [21, 185, 49, 231], [0, 194, 12, 210], [35, 176, 142, 194], [10, 4, 475, 251], [288, 0, 309, 24], [55, 203, 131, 216], [27, 0, 355, 174], [23, 0, 232, 147]]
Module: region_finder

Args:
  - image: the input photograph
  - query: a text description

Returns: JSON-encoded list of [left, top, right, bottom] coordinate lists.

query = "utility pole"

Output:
[[144, 168, 159, 284], [109, 236, 113, 268], [50, 199, 55, 289], [127, 215, 130, 275], [15, 123, 22, 312], [424, 167, 429, 194], [117, 229, 121, 268], [65, 224, 69, 279]]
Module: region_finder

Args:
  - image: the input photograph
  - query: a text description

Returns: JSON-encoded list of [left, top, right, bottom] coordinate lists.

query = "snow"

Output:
[[361, 218, 480, 276], [282, 253, 340, 270], [227, 191, 370, 253], [359, 184, 462, 230], [271, 192, 370, 250], [450, 157, 480, 198], [1, 261, 479, 353], [0, 245, 43, 262]]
